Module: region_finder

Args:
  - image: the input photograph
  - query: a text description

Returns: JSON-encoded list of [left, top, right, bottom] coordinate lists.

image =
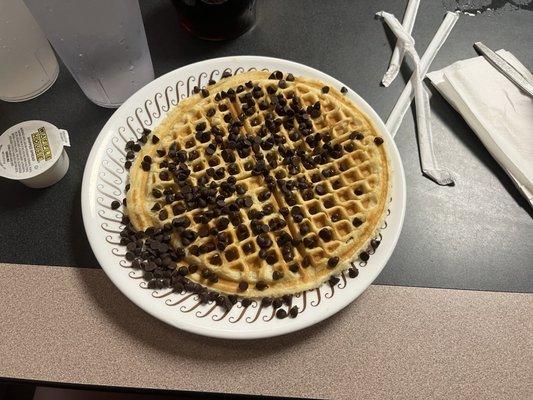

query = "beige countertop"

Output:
[[0, 263, 531, 399]]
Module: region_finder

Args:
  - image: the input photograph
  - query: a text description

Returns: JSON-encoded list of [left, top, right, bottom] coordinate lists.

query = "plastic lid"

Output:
[[0, 120, 70, 187]]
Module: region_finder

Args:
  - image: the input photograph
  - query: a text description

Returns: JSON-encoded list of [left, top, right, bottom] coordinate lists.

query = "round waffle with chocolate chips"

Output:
[[125, 70, 390, 298]]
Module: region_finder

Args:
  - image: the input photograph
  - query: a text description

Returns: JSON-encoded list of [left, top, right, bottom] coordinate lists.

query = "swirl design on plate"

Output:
[[94, 65, 393, 325]]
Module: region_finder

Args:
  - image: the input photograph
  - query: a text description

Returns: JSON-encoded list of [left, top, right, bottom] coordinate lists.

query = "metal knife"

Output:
[[473, 42, 533, 98]]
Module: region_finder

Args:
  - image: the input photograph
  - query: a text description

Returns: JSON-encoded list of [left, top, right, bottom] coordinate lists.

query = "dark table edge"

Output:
[[0, 376, 319, 400], [2, 262, 530, 295]]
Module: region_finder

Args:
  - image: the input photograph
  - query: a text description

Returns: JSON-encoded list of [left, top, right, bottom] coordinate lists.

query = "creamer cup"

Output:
[[0, 120, 70, 188]]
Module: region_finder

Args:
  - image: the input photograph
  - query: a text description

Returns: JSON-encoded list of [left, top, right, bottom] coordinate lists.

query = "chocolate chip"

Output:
[[260, 297, 272, 307], [374, 137, 384, 146], [319, 228, 333, 242], [216, 217, 230, 231], [321, 86, 330, 94], [303, 235, 317, 249], [189, 245, 200, 256], [360, 251, 369, 262], [262, 204, 274, 215], [371, 239, 381, 250], [341, 86, 348, 94], [331, 212, 341, 222], [343, 143, 354, 153], [111, 200, 120, 210], [159, 209, 168, 221], [289, 306, 298, 318], [188, 150, 200, 161], [309, 107, 321, 119], [302, 189, 314, 201], [354, 187, 364, 196], [177, 266, 188, 276], [172, 216, 190, 228], [196, 121, 206, 132], [206, 144, 217, 156], [151, 135, 160, 144], [243, 242, 254, 254], [172, 203, 186, 215], [352, 217, 363, 227], [256, 281, 268, 291], [237, 224, 250, 240], [278, 79, 287, 89], [329, 276, 340, 286], [238, 281, 249, 292], [141, 161, 151, 171], [148, 188, 162, 200], [289, 263, 299, 273], [276, 309, 287, 319], [258, 190, 271, 202], [201, 88, 209, 97], [327, 256, 339, 268], [243, 196, 253, 208], [348, 267, 359, 278], [272, 270, 284, 280], [256, 234, 272, 249], [286, 73, 295, 81], [315, 184, 326, 196]]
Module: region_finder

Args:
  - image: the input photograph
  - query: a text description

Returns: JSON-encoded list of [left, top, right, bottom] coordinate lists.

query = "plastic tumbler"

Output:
[[0, 0, 59, 102], [23, 0, 154, 108]]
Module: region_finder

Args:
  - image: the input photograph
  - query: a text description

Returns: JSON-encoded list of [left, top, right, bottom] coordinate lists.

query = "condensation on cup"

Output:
[[0, 0, 59, 102], [24, 0, 154, 108]]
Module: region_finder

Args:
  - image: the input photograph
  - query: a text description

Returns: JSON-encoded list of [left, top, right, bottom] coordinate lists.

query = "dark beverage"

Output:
[[172, 0, 256, 41]]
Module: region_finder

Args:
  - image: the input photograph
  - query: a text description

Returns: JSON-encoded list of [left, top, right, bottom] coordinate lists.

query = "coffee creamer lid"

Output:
[[0, 120, 70, 186]]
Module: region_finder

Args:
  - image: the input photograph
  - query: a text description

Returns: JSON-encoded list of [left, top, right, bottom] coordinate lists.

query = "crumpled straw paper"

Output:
[[381, 0, 420, 87], [386, 12, 459, 138], [377, 11, 455, 186]]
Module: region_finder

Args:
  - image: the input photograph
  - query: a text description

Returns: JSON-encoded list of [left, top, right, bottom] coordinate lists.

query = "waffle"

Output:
[[126, 70, 390, 298]]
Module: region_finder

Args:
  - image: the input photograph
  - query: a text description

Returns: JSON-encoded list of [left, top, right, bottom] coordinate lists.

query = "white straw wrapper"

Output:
[[377, 11, 455, 186], [386, 11, 459, 137], [381, 0, 420, 87]]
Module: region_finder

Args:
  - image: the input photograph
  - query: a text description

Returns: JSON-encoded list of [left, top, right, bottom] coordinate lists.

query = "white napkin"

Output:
[[427, 50, 533, 207]]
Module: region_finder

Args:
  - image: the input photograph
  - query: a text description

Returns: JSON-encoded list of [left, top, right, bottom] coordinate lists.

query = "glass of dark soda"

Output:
[[172, 0, 257, 40]]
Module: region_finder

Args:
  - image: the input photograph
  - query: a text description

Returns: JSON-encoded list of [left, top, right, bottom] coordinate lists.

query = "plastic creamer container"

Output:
[[0, 120, 70, 188]]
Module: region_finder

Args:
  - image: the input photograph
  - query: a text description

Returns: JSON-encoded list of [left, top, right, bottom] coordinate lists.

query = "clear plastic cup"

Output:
[[23, 0, 154, 108], [0, 0, 59, 102]]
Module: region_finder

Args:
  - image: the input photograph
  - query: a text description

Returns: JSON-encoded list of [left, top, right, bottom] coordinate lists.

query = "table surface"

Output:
[[1, 263, 531, 400], [0, 1, 532, 398]]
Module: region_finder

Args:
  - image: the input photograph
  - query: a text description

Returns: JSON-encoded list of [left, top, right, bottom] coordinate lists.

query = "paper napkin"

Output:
[[427, 50, 533, 207]]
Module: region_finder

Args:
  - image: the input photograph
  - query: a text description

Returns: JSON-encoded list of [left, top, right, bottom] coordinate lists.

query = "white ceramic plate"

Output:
[[82, 56, 406, 339]]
